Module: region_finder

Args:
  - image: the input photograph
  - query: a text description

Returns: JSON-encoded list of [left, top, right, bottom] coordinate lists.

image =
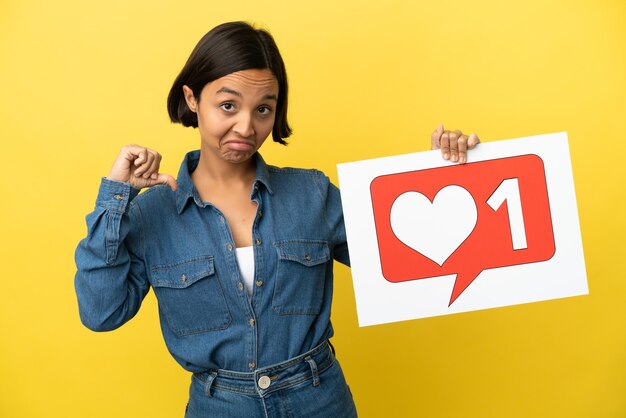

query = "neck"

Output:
[[191, 149, 257, 191]]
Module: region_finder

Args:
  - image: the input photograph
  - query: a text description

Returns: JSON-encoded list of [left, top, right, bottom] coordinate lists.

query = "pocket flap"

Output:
[[275, 240, 330, 266], [151, 257, 215, 289]]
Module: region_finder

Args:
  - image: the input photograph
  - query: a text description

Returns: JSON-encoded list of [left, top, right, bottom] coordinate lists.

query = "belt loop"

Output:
[[327, 339, 336, 356], [304, 356, 320, 387], [204, 371, 218, 397]]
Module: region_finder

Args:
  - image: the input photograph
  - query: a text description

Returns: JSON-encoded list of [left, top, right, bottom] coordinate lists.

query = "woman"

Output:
[[74, 21, 478, 418]]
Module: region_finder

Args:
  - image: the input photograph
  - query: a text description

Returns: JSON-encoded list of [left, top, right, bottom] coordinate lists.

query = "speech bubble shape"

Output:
[[370, 154, 555, 306]]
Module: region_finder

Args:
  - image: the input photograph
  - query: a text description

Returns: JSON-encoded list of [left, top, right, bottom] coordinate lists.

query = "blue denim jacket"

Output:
[[75, 151, 349, 373]]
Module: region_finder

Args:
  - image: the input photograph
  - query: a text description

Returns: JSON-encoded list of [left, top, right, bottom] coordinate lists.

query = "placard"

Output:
[[337, 133, 588, 326]]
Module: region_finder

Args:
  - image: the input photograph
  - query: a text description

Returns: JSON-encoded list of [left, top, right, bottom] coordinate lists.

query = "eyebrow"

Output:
[[216, 87, 277, 101]]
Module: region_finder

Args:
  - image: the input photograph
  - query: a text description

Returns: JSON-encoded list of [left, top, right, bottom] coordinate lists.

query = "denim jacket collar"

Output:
[[175, 150, 274, 214]]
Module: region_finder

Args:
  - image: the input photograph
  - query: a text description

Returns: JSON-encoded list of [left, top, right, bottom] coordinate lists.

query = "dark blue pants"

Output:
[[186, 341, 357, 417]]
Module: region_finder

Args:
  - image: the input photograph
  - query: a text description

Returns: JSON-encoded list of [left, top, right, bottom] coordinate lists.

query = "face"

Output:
[[183, 69, 279, 166]]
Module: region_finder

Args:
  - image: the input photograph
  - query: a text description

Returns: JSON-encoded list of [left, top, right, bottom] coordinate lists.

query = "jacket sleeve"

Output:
[[74, 178, 150, 332], [314, 171, 350, 267]]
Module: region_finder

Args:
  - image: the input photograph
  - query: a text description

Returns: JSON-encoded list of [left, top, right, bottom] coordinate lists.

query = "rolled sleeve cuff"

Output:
[[96, 178, 140, 213]]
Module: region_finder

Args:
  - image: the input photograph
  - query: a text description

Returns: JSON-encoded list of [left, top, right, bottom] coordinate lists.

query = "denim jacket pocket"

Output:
[[272, 240, 330, 315], [151, 256, 231, 336]]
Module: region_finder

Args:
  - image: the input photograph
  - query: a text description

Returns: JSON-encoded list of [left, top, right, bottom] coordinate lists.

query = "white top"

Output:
[[235, 246, 255, 297]]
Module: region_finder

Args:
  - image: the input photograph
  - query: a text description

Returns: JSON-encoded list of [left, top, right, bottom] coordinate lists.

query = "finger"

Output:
[[149, 153, 163, 179], [120, 144, 140, 161], [431, 124, 444, 150], [440, 131, 450, 160], [449, 130, 461, 162], [467, 133, 480, 149], [457, 134, 468, 164], [108, 145, 140, 183], [135, 149, 154, 177], [155, 173, 178, 191], [142, 151, 160, 179], [133, 147, 148, 166], [133, 149, 150, 177]]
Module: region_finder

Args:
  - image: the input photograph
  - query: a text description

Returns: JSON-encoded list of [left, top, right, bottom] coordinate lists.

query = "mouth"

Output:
[[223, 139, 256, 151]]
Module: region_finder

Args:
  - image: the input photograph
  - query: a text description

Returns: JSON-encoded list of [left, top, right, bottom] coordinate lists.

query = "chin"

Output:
[[222, 150, 255, 164]]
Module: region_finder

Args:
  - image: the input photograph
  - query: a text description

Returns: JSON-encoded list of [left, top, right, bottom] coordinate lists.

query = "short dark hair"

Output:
[[167, 22, 291, 145]]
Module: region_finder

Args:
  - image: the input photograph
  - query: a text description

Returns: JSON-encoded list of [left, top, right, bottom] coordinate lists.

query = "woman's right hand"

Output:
[[107, 145, 178, 191]]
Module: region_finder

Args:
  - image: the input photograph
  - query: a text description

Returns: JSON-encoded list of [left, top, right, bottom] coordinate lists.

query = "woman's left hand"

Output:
[[431, 124, 480, 164]]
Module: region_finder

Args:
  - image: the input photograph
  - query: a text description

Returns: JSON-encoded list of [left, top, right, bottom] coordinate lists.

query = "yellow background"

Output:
[[1, 0, 625, 417]]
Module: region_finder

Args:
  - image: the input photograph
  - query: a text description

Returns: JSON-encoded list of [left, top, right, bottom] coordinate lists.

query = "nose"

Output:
[[233, 112, 255, 138]]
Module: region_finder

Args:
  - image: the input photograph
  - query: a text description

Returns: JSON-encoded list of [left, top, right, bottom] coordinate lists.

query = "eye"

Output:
[[257, 105, 273, 116], [220, 102, 236, 112]]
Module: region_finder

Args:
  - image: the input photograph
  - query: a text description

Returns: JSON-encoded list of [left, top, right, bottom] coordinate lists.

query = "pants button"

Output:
[[258, 375, 271, 389]]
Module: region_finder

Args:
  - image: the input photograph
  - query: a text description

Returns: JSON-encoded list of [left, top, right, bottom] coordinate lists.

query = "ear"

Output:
[[182, 85, 197, 113]]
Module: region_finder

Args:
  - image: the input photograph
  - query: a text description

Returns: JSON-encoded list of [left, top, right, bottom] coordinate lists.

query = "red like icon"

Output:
[[370, 154, 555, 306]]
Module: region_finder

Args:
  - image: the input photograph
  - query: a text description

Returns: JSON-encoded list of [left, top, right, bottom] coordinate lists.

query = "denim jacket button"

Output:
[[248, 362, 256, 370], [305, 254, 311, 261], [181, 274, 187, 283], [238, 282, 244, 291], [255, 239, 262, 246], [258, 375, 271, 389], [227, 244, 233, 251], [255, 280, 263, 287], [248, 318, 255, 327], [113, 194, 123, 201]]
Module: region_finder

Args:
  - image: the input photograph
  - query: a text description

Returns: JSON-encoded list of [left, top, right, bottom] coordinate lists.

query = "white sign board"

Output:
[[337, 132, 588, 327]]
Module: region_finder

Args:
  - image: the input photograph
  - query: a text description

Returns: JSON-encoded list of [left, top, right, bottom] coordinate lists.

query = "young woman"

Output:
[[74, 21, 478, 418]]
